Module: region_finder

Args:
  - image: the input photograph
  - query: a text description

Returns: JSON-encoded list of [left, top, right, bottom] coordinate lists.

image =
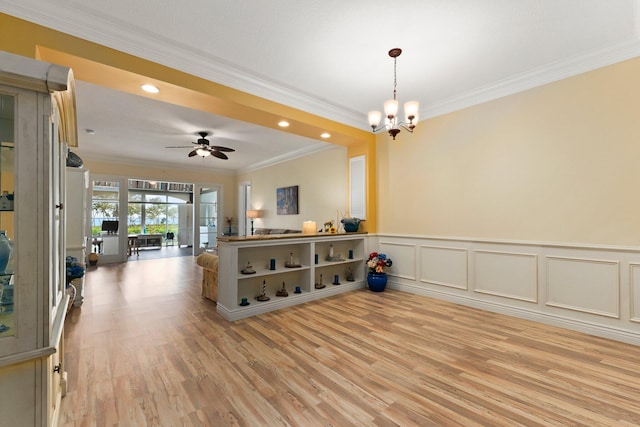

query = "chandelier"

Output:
[[368, 48, 419, 140]]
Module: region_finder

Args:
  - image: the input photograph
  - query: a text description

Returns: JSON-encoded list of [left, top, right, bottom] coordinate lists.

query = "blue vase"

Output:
[[0, 231, 13, 274], [367, 273, 387, 292]]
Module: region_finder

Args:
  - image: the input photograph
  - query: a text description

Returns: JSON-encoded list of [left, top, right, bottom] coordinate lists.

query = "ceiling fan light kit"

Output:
[[167, 131, 235, 160], [368, 48, 419, 140]]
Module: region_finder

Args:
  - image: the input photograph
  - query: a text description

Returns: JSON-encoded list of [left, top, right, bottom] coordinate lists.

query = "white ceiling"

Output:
[[2, 0, 640, 172]]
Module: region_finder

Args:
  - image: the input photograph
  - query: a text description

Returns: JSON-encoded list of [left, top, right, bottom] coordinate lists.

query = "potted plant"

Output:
[[366, 251, 393, 292]]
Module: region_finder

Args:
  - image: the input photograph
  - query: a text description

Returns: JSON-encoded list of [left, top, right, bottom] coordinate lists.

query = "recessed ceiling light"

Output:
[[141, 84, 159, 94], [320, 132, 331, 139], [278, 120, 290, 127], [85, 129, 95, 135]]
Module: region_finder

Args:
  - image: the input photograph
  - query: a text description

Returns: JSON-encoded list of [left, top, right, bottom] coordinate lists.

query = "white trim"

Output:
[[388, 280, 640, 346], [3, 2, 640, 129], [375, 233, 640, 253]]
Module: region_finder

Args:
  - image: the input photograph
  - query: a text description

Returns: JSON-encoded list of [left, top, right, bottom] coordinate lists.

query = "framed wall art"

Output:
[[277, 185, 298, 215]]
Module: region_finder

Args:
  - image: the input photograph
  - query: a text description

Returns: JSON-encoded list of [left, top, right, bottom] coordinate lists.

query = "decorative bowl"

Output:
[[341, 218, 361, 232]]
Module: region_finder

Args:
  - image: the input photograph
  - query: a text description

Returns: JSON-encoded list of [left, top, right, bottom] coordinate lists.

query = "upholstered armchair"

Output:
[[195, 252, 218, 302]]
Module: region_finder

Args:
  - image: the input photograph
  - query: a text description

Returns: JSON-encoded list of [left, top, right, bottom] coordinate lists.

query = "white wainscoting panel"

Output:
[[630, 263, 640, 323], [373, 233, 640, 345], [546, 256, 619, 318], [474, 250, 538, 302], [380, 241, 416, 280], [419, 245, 468, 290]]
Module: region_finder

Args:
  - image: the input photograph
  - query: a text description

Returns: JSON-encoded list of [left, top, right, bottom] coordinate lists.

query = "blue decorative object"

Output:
[[65, 255, 85, 284], [0, 231, 13, 274], [367, 273, 388, 292], [341, 217, 361, 232]]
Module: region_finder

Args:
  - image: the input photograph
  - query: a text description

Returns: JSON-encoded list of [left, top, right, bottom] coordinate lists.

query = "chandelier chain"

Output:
[[393, 56, 398, 101]]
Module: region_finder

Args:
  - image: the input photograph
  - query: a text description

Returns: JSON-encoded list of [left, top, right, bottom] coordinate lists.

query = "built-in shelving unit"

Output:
[[217, 233, 367, 320]]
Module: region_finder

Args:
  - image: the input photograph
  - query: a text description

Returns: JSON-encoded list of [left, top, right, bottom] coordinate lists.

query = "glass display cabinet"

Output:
[[0, 52, 72, 426]]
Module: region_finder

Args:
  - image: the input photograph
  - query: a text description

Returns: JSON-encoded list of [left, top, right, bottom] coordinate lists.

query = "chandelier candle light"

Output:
[[368, 48, 419, 140], [302, 221, 317, 235]]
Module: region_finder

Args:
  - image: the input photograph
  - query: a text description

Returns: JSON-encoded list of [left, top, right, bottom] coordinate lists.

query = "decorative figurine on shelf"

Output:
[[323, 220, 333, 233], [276, 281, 289, 297], [332, 274, 340, 285], [285, 252, 301, 268], [326, 244, 345, 262], [315, 273, 326, 289], [257, 279, 270, 301], [346, 267, 355, 282], [241, 261, 256, 275]]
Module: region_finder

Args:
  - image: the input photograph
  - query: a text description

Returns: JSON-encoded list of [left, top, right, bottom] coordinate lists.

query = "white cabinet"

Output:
[[0, 52, 71, 426], [65, 167, 88, 306], [178, 204, 193, 247], [217, 233, 366, 320]]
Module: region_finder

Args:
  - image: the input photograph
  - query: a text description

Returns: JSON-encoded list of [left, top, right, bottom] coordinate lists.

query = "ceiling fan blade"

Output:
[[210, 150, 229, 160], [210, 146, 235, 152], [188, 149, 199, 157]]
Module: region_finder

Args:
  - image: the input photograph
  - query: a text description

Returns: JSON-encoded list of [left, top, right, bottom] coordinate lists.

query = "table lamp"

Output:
[[246, 210, 261, 235]]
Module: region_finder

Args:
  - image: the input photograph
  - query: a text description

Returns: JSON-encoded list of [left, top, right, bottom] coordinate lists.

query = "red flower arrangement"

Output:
[[367, 251, 393, 274]]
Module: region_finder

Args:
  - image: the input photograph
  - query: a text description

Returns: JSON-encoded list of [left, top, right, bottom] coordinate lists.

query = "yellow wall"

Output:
[[237, 146, 348, 231], [378, 57, 640, 246]]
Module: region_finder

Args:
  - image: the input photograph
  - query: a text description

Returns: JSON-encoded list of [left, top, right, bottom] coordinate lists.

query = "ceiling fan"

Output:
[[166, 131, 235, 159]]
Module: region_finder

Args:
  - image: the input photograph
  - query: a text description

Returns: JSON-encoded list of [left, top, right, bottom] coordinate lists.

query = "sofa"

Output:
[[254, 228, 301, 235], [195, 252, 218, 302]]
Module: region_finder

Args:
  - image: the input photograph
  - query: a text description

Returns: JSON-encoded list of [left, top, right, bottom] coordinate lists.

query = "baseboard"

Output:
[[388, 281, 640, 346]]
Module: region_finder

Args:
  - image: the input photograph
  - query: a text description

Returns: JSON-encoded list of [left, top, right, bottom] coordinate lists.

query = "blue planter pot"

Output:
[[367, 273, 387, 292]]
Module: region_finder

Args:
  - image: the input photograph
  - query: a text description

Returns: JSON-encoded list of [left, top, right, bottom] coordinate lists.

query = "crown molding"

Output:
[[0, 2, 364, 128], [422, 37, 640, 119], [238, 144, 335, 174], [78, 152, 237, 176], [78, 138, 333, 175], [3, 2, 640, 128]]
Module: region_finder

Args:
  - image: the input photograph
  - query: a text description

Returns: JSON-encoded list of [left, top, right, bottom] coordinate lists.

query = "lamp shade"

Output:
[[196, 148, 210, 157], [246, 210, 261, 219], [404, 101, 419, 119], [302, 221, 317, 235], [368, 111, 382, 127], [384, 99, 398, 118]]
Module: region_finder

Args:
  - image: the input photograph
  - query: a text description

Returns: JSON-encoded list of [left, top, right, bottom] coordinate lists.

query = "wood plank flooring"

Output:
[[59, 257, 640, 426]]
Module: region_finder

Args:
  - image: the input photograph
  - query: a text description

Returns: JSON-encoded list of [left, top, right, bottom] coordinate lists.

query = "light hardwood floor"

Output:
[[59, 257, 640, 426]]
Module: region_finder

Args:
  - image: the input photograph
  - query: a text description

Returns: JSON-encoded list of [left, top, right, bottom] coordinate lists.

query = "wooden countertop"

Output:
[[217, 231, 367, 243]]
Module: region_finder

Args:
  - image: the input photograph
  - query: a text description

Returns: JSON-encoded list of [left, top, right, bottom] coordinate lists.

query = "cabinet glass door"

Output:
[[0, 94, 15, 338], [199, 188, 217, 249]]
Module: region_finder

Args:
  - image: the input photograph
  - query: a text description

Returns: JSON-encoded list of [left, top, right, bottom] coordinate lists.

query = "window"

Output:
[[127, 179, 192, 238]]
